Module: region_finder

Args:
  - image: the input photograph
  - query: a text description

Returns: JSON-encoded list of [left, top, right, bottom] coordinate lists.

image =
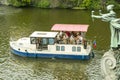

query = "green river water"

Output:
[[0, 6, 119, 80]]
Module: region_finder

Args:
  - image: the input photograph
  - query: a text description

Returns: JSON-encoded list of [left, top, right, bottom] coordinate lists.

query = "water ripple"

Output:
[[0, 6, 22, 15]]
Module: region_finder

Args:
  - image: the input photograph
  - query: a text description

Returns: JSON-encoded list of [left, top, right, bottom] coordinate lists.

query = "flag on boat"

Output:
[[93, 40, 96, 48]]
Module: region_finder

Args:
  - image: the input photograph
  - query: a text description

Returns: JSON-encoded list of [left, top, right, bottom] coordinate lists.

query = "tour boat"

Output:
[[10, 24, 93, 60]]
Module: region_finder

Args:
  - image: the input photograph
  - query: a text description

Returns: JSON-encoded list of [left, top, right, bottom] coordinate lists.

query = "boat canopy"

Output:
[[29, 31, 58, 38], [51, 24, 89, 32]]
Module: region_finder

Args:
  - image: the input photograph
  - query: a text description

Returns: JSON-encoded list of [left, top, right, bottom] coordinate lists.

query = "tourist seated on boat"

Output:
[[56, 31, 70, 44], [56, 35, 61, 43], [59, 31, 63, 38], [56, 31, 84, 45], [83, 38, 87, 49], [69, 32, 83, 44], [56, 31, 63, 44], [62, 33, 69, 44], [69, 34, 75, 44], [76, 33, 83, 44], [65, 31, 71, 37], [36, 38, 42, 50]]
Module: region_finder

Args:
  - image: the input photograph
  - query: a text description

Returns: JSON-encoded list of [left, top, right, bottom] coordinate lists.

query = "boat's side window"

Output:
[[49, 38, 54, 45], [77, 47, 81, 52], [42, 38, 47, 44], [61, 46, 65, 51], [56, 46, 60, 51], [30, 37, 36, 44], [72, 46, 76, 52]]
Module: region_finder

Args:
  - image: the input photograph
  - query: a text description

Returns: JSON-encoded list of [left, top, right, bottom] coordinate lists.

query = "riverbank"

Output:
[[0, 0, 120, 9]]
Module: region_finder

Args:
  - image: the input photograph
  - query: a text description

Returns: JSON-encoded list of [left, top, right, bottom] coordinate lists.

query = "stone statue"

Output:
[[101, 50, 116, 80], [91, 5, 120, 80], [91, 4, 120, 49]]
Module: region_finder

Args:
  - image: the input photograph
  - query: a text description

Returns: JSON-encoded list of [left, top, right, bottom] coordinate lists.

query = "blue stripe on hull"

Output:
[[11, 48, 90, 60]]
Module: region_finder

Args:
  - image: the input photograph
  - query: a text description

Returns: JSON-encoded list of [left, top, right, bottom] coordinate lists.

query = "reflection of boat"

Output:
[[10, 24, 93, 60]]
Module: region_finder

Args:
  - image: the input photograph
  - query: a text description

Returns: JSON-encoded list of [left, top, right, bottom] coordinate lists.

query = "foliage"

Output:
[[8, 0, 32, 7], [37, 0, 50, 8], [21, 0, 31, 3], [90, 0, 101, 9], [105, 0, 120, 9], [6, 0, 120, 9], [8, 0, 21, 7], [58, 0, 77, 8], [82, 0, 92, 8], [77, 0, 120, 9]]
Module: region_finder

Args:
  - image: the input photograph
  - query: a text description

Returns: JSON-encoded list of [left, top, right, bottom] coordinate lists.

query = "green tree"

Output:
[[37, 0, 50, 8], [8, 0, 21, 7], [21, 0, 31, 4], [82, 0, 92, 9]]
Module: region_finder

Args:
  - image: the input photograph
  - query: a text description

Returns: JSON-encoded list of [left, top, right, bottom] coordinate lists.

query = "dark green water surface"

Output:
[[0, 6, 119, 80]]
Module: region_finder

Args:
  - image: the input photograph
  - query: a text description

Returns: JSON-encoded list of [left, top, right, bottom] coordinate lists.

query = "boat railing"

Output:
[[55, 39, 92, 49]]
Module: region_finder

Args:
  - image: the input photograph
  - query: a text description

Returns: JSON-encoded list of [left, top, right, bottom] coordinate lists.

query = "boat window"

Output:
[[42, 38, 47, 44], [61, 46, 65, 51], [30, 37, 36, 44], [56, 46, 60, 51], [49, 38, 54, 45], [72, 46, 76, 52], [77, 47, 81, 52]]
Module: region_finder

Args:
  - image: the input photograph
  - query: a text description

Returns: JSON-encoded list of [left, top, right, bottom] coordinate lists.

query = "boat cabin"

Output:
[[29, 24, 89, 51], [29, 31, 58, 50]]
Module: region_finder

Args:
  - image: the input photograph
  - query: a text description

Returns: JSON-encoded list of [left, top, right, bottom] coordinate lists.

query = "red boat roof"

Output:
[[51, 24, 89, 32]]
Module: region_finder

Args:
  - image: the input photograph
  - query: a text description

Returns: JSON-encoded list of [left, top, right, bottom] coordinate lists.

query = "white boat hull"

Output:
[[10, 37, 92, 60], [10, 46, 91, 60]]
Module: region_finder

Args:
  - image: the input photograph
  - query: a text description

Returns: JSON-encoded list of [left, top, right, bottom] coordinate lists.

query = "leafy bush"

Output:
[[8, 0, 21, 7], [37, 0, 50, 8], [7, 0, 120, 9]]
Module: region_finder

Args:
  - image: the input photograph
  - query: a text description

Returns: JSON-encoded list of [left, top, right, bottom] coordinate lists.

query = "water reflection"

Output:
[[0, 5, 21, 15]]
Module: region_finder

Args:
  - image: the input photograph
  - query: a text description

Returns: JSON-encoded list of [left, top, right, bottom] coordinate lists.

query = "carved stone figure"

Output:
[[91, 5, 120, 80], [91, 4, 120, 49], [101, 50, 116, 80]]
